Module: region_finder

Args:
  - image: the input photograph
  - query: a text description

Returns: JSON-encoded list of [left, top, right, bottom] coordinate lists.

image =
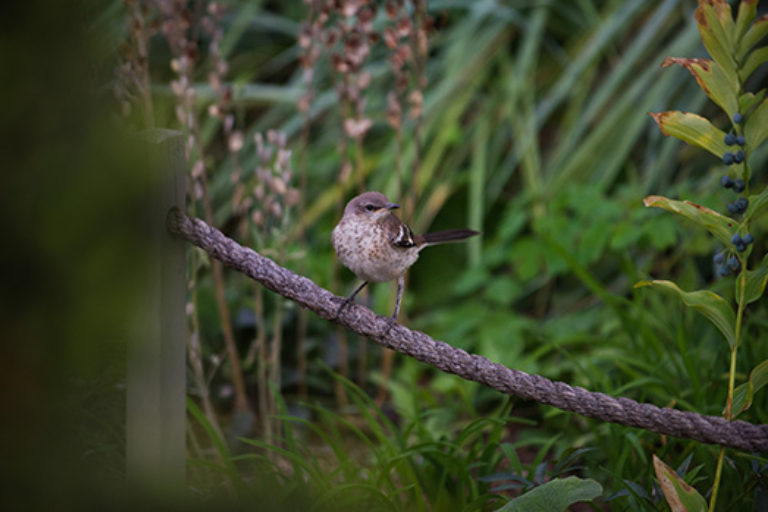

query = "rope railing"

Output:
[[167, 207, 768, 453]]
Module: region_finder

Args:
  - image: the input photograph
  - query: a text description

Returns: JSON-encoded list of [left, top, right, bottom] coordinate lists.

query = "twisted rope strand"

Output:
[[167, 208, 768, 453]]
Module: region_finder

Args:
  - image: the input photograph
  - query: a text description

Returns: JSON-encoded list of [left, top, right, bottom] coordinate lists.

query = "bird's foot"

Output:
[[334, 296, 354, 319]]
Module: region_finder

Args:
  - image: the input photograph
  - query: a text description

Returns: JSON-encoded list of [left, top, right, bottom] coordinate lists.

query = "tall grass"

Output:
[[109, 0, 768, 509]]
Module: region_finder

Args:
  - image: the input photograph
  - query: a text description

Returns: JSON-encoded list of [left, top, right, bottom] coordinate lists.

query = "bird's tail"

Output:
[[420, 229, 480, 246]]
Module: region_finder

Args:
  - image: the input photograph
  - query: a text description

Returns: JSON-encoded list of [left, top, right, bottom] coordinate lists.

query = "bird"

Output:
[[332, 191, 479, 319]]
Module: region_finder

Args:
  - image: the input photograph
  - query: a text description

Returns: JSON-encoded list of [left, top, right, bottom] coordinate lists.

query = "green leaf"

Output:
[[634, 280, 736, 348], [739, 89, 766, 114], [735, 254, 768, 306], [746, 186, 768, 218], [662, 57, 738, 117], [740, 46, 768, 83], [642, 195, 736, 246], [653, 455, 707, 512], [695, 0, 737, 77], [734, 0, 758, 44], [649, 111, 728, 158], [731, 359, 768, 417], [744, 97, 768, 151], [738, 14, 768, 59], [511, 237, 545, 281], [495, 476, 602, 512]]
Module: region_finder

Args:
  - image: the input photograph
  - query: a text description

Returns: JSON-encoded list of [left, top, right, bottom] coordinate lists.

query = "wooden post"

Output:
[[127, 129, 186, 495]]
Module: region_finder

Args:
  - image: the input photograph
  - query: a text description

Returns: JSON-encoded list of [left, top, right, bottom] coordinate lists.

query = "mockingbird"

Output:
[[332, 191, 479, 319]]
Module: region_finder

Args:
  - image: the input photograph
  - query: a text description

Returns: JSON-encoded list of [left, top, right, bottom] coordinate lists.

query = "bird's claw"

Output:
[[334, 296, 353, 319]]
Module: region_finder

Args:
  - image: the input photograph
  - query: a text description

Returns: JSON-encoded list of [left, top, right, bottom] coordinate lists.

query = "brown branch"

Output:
[[166, 208, 768, 453]]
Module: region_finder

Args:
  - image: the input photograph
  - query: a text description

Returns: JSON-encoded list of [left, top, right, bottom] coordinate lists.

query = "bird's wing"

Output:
[[384, 214, 418, 248]]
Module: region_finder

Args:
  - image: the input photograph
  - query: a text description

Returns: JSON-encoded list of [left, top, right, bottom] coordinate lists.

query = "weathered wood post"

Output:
[[127, 129, 186, 494]]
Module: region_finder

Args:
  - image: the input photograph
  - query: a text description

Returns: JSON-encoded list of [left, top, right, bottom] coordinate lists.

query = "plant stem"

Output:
[[253, 283, 271, 444], [710, 447, 725, 512], [296, 105, 311, 400], [202, 176, 250, 415], [709, 265, 746, 511]]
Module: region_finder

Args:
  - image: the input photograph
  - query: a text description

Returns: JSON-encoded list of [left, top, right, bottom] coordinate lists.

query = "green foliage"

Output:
[[190, 373, 523, 510], [635, 279, 736, 348], [106, 0, 768, 509], [653, 455, 708, 512], [731, 359, 768, 418], [641, 0, 768, 509], [649, 110, 729, 158], [495, 476, 602, 512]]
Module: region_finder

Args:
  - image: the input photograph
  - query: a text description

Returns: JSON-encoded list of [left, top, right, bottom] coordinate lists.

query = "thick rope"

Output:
[[167, 208, 768, 453]]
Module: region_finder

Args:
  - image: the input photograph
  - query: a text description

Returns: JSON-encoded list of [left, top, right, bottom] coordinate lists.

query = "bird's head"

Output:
[[344, 191, 400, 222]]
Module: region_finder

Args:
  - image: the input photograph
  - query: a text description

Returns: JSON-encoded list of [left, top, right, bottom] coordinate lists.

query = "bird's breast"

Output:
[[332, 218, 420, 282]]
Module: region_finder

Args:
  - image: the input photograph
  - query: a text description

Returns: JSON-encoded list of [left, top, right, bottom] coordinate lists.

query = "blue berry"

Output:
[[731, 233, 742, 245], [721, 175, 734, 188], [718, 265, 732, 276], [727, 197, 749, 216], [723, 152, 735, 165], [743, 233, 754, 244], [714, 252, 725, 264], [736, 135, 746, 146], [724, 133, 737, 145], [735, 242, 747, 252], [733, 178, 745, 192], [735, 150, 746, 163], [727, 256, 740, 271], [733, 113, 743, 123]]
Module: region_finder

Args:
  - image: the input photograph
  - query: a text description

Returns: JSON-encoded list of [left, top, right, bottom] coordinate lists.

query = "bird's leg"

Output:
[[392, 275, 405, 320], [337, 281, 368, 315], [347, 280, 369, 303]]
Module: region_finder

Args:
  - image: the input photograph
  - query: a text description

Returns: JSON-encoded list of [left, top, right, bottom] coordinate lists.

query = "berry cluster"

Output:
[[720, 175, 745, 192], [713, 111, 757, 279], [726, 196, 749, 215], [714, 233, 754, 277], [730, 232, 754, 252], [723, 113, 747, 164], [724, 133, 746, 146], [713, 252, 740, 276], [722, 150, 746, 165]]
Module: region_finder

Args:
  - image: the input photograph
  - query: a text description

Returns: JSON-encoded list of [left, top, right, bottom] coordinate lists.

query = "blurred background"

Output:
[[2, 0, 767, 509]]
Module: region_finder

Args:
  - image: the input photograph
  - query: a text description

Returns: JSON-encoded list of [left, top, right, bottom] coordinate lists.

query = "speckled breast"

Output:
[[333, 218, 419, 283]]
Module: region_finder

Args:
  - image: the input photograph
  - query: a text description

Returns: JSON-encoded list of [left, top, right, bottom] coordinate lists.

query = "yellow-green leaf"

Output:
[[662, 57, 738, 117], [653, 455, 707, 512], [731, 359, 768, 417], [635, 280, 735, 348], [738, 14, 768, 59], [744, 97, 768, 150], [695, 0, 737, 77], [495, 476, 602, 512], [642, 195, 736, 246], [746, 186, 768, 218], [649, 111, 728, 158], [739, 89, 766, 114], [740, 47, 768, 83], [734, 0, 758, 44], [735, 254, 768, 306]]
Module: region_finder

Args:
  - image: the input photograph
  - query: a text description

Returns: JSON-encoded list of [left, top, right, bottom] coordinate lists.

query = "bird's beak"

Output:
[[372, 202, 399, 220]]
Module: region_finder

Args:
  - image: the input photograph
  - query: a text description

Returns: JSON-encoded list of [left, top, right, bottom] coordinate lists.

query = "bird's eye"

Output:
[[365, 204, 376, 211]]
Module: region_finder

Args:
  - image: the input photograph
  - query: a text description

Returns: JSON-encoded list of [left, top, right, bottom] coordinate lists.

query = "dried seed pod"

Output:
[[343, 118, 372, 138], [228, 131, 244, 152], [408, 90, 423, 119], [286, 188, 300, 207], [191, 159, 205, 179], [251, 209, 265, 228], [269, 176, 287, 195]]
